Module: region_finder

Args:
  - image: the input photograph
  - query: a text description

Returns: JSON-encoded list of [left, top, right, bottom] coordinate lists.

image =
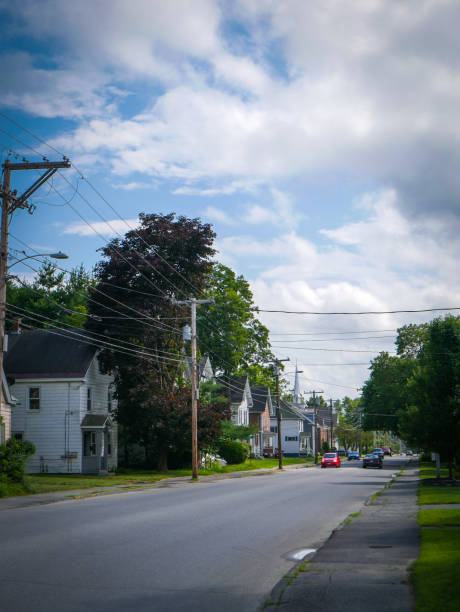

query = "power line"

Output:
[[259, 307, 460, 315]]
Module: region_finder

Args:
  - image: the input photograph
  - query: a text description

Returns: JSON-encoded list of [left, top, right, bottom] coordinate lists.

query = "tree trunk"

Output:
[[435, 452, 441, 479], [157, 448, 168, 472]]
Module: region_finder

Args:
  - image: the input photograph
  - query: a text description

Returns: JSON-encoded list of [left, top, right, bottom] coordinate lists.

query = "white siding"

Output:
[[271, 418, 302, 455], [11, 354, 118, 473]]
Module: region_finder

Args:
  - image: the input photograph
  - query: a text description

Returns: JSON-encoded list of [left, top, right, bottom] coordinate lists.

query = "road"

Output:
[[0, 457, 406, 611]]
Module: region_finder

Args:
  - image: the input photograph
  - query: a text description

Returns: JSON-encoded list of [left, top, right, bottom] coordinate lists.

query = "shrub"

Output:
[[218, 440, 249, 464], [0, 438, 36, 484]]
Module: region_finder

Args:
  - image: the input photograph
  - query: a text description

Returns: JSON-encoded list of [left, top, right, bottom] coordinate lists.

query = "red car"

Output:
[[321, 452, 341, 468]]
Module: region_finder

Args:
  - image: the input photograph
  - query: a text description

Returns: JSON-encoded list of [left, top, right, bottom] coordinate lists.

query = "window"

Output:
[[13, 432, 24, 441], [107, 432, 112, 456], [29, 387, 40, 410], [87, 387, 92, 411], [270, 426, 278, 433], [285, 436, 298, 441], [84, 431, 96, 456]]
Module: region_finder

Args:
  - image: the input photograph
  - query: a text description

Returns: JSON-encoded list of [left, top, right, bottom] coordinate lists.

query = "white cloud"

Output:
[[202, 206, 235, 225], [62, 218, 139, 237], [113, 182, 153, 191]]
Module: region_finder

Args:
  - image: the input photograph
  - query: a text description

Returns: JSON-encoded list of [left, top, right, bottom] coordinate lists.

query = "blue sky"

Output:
[[2, 0, 460, 399]]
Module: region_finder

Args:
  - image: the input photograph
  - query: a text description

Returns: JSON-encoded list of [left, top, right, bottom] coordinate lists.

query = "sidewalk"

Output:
[[0, 461, 312, 511], [266, 463, 420, 612]]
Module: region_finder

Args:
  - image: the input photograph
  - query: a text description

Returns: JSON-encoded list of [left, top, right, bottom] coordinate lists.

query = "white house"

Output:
[[226, 376, 252, 426], [271, 399, 313, 457], [0, 370, 14, 444], [4, 330, 117, 474]]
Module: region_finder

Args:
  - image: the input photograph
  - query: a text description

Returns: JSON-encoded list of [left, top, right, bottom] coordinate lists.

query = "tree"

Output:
[[361, 352, 416, 435], [86, 213, 219, 470], [7, 261, 92, 330], [396, 323, 428, 358], [400, 316, 460, 478], [196, 264, 275, 384]]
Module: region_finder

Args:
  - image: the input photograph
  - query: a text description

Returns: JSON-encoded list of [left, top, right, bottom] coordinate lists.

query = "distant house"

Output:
[[0, 370, 15, 444], [4, 330, 117, 474], [226, 376, 252, 426], [249, 385, 273, 457], [271, 399, 313, 457], [181, 355, 214, 385]]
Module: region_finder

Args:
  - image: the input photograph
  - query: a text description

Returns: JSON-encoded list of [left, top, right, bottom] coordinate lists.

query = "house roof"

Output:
[[80, 414, 111, 429], [183, 355, 213, 382], [226, 376, 250, 404], [274, 399, 311, 421], [250, 385, 271, 413], [4, 330, 97, 380]]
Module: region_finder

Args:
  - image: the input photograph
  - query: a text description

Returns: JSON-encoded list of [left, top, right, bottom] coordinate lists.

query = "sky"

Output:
[[2, 0, 460, 401]]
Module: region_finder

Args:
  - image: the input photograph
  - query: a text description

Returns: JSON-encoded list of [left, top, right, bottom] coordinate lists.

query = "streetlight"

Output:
[[8, 250, 69, 270]]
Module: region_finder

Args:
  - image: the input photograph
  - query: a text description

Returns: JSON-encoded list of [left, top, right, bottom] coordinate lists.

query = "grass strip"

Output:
[[4, 457, 311, 497], [418, 487, 460, 505], [412, 528, 460, 612], [418, 509, 460, 527]]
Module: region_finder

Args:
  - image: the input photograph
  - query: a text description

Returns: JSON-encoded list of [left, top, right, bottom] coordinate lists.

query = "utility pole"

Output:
[[307, 390, 323, 464], [0, 158, 70, 423], [174, 297, 212, 480], [329, 399, 334, 450], [273, 357, 289, 470]]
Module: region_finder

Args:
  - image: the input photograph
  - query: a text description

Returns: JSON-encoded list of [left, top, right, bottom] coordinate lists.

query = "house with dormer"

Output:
[[4, 329, 117, 474], [226, 375, 252, 426]]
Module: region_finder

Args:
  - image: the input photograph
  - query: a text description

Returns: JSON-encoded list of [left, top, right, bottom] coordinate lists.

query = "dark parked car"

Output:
[[363, 453, 383, 468], [372, 448, 385, 459], [337, 450, 347, 457], [347, 451, 361, 460]]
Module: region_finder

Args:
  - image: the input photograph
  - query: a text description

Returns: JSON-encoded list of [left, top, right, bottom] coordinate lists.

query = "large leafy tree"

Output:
[[400, 316, 460, 477], [7, 261, 92, 329], [86, 213, 225, 469], [196, 263, 275, 383]]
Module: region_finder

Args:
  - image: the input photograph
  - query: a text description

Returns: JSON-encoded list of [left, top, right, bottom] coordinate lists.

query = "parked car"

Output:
[[321, 452, 341, 468], [405, 449, 413, 456], [337, 450, 347, 457], [382, 446, 392, 456], [347, 451, 361, 460], [372, 448, 385, 459], [363, 454, 383, 469]]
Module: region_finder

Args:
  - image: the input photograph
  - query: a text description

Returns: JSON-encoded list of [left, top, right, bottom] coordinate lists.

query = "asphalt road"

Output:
[[0, 457, 406, 612]]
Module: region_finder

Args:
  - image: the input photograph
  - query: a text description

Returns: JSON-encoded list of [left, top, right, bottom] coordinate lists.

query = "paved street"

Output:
[[0, 457, 406, 612]]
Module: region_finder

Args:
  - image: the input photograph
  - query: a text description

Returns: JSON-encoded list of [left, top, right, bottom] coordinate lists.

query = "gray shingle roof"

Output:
[[81, 414, 110, 429], [226, 376, 248, 404], [5, 330, 96, 379], [250, 385, 270, 413]]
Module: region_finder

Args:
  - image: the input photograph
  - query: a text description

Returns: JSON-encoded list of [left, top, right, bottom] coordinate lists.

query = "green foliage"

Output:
[[396, 323, 428, 358], [199, 381, 228, 406], [219, 420, 258, 441], [321, 440, 330, 453], [0, 438, 35, 485], [196, 263, 275, 379], [7, 261, 92, 330], [218, 440, 249, 464]]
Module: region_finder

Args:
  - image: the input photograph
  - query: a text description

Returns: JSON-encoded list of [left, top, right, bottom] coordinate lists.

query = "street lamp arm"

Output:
[[8, 250, 69, 270]]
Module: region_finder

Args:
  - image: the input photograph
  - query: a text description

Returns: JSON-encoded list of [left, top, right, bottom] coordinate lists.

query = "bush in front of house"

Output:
[[0, 438, 36, 495], [218, 440, 249, 464]]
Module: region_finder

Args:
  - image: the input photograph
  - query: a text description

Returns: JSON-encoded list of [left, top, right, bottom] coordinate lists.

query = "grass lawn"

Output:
[[419, 462, 459, 480], [418, 487, 460, 505], [418, 509, 460, 527], [12, 456, 312, 496], [412, 529, 460, 612]]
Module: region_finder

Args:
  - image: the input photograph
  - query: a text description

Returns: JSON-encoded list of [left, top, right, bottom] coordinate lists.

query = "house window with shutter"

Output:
[[87, 387, 92, 411], [29, 387, 40, 410]]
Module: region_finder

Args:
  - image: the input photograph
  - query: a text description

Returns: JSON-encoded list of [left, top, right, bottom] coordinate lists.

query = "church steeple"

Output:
[[293, 362, 303, 405]]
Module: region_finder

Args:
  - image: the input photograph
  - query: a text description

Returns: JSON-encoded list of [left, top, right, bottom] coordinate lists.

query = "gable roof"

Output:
[[250, 385, 271, 413], [273, 399, 311, 421], [4, 330, 97, 380], [182, 355, 213, 383], [226, 376, 251, 405]]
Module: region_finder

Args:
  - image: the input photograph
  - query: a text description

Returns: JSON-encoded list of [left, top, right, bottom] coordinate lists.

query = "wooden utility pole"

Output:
[[0, 159, 70, 424], [329, 399, 334, 450], [307, 390, 323, 464], [273, 357, 289, 470], [174, 297, 212, 480]]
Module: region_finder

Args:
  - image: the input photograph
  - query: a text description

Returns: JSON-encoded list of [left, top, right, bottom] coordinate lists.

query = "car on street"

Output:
[[321, 452, 341, 468], [363, 453, 383, 468], [347, 451, 361, 460], [382, 446, 392, 456], [372, 448, 385, 459], [405, 449, 413, 456]]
